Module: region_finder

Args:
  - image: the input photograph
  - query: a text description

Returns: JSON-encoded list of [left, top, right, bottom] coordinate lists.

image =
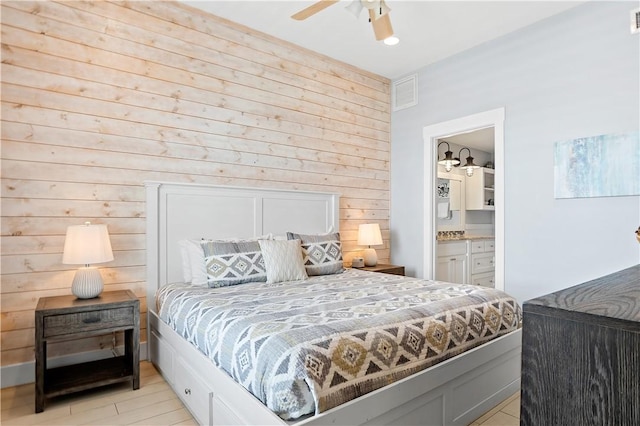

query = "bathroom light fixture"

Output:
[[62, 222, 114, 299], [358, 223, 383, 267], [437, 141, 460, 172], [457, 147, 481, 177]]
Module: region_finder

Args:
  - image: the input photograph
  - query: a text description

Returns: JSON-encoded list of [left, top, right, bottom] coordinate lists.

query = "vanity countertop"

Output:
[[436, 235, 494, 242]]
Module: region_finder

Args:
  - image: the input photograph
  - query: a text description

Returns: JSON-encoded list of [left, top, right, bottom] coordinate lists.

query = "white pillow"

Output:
[[258, 239, 308, 284], [178, 240, 193, 283], [178, 239, 208, 286]]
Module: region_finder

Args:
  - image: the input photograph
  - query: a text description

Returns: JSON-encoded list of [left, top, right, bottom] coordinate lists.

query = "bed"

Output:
[[146, 181, 522, 426]]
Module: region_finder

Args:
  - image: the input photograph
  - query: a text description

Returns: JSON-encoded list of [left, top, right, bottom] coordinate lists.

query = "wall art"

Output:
[[554, 131, 639, 198]]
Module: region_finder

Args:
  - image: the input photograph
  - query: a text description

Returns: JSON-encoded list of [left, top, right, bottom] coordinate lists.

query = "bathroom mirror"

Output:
[[436, 173, 466, 231]]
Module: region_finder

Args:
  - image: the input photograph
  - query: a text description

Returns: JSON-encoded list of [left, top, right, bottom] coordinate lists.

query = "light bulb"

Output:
[[384, 36, 399, 46]]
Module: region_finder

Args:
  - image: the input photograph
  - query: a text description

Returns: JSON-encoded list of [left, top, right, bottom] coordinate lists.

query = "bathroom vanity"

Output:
[[436, 170, 495, 287], [436, 237, 495, 287]]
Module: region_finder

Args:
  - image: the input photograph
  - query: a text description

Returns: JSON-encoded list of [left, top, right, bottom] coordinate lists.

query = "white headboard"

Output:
[[145, 181, 340, 310]]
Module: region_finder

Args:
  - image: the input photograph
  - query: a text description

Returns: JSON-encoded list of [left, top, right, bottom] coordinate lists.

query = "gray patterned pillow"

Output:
[[201, 240, 267, 287], [286, 232, 344, 276]]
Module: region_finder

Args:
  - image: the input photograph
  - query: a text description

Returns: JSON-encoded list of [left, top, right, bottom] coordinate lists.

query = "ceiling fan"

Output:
[[291, 0, 396, 43]]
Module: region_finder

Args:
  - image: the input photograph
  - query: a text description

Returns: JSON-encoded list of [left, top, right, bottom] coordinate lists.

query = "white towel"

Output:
[[437, 202, 450, 219]]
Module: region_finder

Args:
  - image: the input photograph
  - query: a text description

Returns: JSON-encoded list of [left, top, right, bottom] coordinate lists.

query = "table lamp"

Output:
[[62, 222, 114, 299], [358, 223, 383, 267]]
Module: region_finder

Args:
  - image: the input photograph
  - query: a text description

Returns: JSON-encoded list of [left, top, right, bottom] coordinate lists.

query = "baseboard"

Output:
[[0, 342, 148, 389]]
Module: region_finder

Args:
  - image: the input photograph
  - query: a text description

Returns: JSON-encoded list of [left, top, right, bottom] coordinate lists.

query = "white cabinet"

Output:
[[436, 241, 468, 284], [466, 168, 495, 210], [469, 240, 495, 287], [471, 272, 495, 287], [436, 239, 495, 287]]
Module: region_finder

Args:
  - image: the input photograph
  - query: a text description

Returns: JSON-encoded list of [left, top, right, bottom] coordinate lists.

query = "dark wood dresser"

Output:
[[520, 265, 640, 426]]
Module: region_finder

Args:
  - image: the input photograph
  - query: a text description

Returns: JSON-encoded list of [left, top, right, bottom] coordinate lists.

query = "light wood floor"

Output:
[[1, 361, 520, 425], [1, 361, 196, 426]]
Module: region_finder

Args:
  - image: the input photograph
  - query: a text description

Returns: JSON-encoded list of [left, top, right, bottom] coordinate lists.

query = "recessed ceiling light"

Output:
[[384, 36, 399, 46]]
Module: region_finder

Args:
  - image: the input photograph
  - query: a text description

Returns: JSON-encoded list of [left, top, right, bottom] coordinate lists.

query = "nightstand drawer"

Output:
[[44, 307, 134, 337]]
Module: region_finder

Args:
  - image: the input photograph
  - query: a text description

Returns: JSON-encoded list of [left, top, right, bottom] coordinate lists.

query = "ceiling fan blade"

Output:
[[368, 9, 394, 40], [291, 0, 339, 20]]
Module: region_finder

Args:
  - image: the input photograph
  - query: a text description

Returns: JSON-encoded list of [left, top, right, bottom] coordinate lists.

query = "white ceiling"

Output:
[[183, 0, 585, 80], [445, 127, 495, 153]]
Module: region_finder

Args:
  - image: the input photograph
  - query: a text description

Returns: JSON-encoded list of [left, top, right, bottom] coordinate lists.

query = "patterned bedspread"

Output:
[[156, 269, 522, 420]]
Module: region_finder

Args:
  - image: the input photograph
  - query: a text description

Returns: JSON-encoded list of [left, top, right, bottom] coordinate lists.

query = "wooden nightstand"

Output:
[[357, 264, 405, 276], [35, 290, 140, 413]]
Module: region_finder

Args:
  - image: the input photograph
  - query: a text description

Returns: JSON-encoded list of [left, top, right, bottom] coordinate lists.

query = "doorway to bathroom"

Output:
[[422, 108, 505, 290]]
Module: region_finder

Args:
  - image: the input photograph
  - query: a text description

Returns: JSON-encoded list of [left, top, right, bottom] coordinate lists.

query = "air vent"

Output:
[[392, 74, 418, 111], [631, 7, 640, 34]]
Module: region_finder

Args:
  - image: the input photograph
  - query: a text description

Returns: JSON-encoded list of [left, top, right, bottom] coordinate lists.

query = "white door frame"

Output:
[[422, 108, 505, 290]]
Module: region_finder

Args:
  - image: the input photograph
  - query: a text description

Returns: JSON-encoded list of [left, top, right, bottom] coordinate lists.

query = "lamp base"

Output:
[[363, 248, 378, 267], [71, 267, 104, 299]]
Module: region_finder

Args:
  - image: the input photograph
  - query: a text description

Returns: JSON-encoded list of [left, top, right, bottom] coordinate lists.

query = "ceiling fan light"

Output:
[[384, 36, 399, 46], [368, 0, 390, 20], [379, 0, 391, 17], [361, 0, 379, 11], [345, 0, 364, 18], [369, 9, 393, 40]]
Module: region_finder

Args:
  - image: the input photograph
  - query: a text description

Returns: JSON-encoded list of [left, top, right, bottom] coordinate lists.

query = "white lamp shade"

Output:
[[358, 223, 383, 246], [62, 223, 114, 265]]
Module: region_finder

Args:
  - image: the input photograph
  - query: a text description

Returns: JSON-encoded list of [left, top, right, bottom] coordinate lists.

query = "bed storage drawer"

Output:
[[175, 357, 212, 425], [211, 395, 243, 426], [149, 329, 175, 385]]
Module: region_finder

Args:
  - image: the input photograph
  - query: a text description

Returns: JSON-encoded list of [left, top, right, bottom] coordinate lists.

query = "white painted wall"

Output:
[[390, 1, 640, 303]]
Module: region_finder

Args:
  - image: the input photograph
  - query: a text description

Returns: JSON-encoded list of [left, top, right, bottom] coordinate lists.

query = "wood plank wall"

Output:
[[0, 1, 391, 368]]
